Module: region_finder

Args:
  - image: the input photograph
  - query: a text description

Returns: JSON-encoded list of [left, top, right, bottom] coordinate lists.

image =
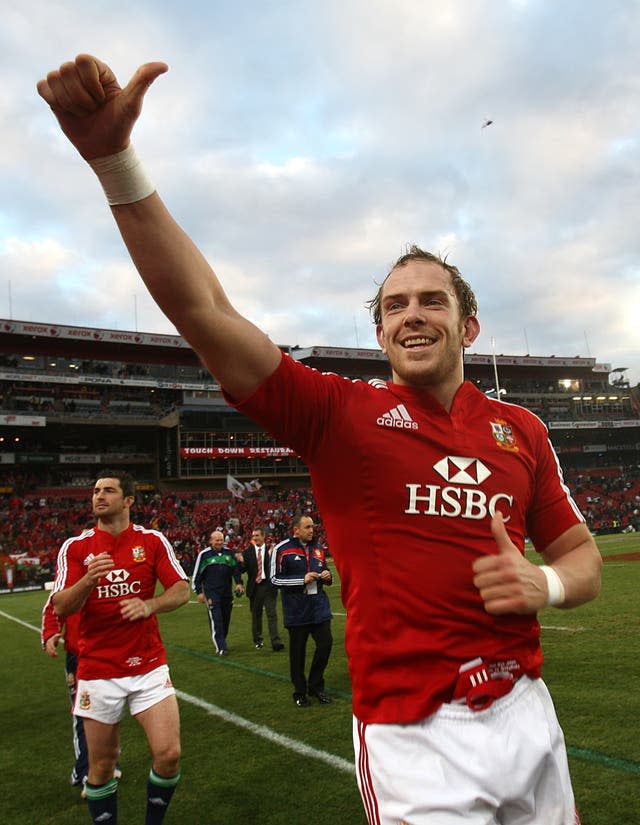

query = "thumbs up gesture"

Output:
[[37, 54, 168, 160], [472, 511, 547, 615]]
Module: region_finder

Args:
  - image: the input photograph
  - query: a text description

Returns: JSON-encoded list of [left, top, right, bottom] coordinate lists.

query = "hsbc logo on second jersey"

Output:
[[433, 456, 491, 485], [405, 455, 513, 521], [105, 569, 130, 583], [96, 568, 142, 599]]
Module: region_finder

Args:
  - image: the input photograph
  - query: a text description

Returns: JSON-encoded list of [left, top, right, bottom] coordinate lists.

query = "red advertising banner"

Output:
[[180, 446, 297, 459]]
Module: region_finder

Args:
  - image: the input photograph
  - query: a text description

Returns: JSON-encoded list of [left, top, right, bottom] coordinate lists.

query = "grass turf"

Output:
[[1, 532, 638, 824]]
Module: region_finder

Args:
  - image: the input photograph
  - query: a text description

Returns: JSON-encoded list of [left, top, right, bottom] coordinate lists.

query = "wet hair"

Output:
[[95, 468, 136, 498], [366, 245, 478, 325]]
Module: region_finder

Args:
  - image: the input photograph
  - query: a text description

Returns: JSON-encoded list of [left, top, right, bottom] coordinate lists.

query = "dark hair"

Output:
[[292, 512, 313, 529], [95, 468, 136, 498], [366, 245, 478, 325]]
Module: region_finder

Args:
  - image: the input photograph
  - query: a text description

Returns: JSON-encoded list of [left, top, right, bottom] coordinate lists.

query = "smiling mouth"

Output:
[[402, 336, 436, 348]]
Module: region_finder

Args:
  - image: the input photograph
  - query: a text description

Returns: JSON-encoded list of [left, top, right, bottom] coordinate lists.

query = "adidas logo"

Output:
[[376, 403, 418, 430]]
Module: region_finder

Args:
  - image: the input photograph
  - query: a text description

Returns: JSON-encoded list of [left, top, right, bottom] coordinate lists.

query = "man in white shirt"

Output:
[[241, 527, 285, 651]]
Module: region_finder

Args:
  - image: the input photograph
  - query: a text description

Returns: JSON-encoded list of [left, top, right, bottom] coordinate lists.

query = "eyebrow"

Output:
[[381, 288, 451, 305]]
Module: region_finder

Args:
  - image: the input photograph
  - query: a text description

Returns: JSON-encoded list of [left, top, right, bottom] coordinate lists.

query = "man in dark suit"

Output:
[[242, 527, 285, 651]]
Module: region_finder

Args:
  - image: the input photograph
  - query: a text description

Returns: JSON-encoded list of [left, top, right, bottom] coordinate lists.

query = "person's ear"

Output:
[[462, 315, 480, 349]]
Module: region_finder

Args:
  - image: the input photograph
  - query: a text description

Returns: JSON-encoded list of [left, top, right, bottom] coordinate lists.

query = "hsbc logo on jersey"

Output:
[[105, 569, 130, 583], [405, 455, 513, 520], [433, 456, 491, 485], [96, 568, 142, 599]]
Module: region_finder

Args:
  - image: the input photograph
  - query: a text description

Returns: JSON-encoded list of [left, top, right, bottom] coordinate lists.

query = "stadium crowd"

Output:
[[1, 466, 638, 589], [563, 467, 640, 535], [0, 483, 326, 586]]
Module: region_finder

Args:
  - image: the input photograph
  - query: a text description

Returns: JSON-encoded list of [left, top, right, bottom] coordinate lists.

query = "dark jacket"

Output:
[[270, 537, 332, 627], [192, 546, 243, 597], [242, 543, 275, 600]]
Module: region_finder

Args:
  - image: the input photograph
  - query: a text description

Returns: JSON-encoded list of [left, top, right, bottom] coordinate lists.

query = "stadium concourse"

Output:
[[1, 318, 639, 590]]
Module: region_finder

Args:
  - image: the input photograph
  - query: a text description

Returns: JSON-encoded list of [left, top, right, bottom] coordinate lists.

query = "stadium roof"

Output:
[[1, 318, 611, 380]]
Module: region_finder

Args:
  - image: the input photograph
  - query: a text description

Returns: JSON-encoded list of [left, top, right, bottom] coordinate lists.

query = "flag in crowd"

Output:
[[226, 475, 262, 498]]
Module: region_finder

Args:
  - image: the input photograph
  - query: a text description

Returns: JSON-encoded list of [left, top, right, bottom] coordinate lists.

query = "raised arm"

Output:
[[37, 54, 281, 400]]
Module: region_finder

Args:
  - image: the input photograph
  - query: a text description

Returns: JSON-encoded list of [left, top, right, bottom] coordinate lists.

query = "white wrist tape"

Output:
[[88, 144, 155, 205], [541, 565, 566, 607]]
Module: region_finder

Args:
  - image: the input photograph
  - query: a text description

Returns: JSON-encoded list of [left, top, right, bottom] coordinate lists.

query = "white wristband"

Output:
[[541, 565, 565, 607], [88, 144, 155, 205]]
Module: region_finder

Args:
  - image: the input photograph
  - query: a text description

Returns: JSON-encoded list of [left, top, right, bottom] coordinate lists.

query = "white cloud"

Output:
[[0, 0, 639, 387]]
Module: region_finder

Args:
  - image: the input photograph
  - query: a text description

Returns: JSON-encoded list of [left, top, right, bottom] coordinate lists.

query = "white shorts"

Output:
[[354, 676, 577, 825], [74, 665, 175, 725]]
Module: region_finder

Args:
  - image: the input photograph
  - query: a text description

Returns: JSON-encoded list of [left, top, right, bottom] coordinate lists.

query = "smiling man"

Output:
[[371, 252, 479, 403], [39, 54, 602, 825], [51, 469, 190, 825]]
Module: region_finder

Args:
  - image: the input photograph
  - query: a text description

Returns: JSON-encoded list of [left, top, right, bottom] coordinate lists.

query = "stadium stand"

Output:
[[1, 318, 638, 588]]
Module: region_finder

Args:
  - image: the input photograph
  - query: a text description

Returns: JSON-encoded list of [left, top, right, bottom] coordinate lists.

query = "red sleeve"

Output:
[[40, 595, 62, 647], [526, 423, 585, 551], [152, 532, 188, 589], [226, 352, 344, 464], [52, 537, 86, 592]]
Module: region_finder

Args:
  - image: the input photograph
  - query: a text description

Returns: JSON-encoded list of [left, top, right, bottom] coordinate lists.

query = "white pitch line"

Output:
[[1, 608, 355, 777], [176, 689, 355, 775], [0, 609, 41, 633], [540, 625, 584, 632]]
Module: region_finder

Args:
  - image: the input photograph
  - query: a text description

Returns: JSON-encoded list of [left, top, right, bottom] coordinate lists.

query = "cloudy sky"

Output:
[[2, 0, 639, 386]]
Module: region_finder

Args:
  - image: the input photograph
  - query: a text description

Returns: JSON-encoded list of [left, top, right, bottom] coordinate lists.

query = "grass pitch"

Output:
[[1, 532, 639, 824]]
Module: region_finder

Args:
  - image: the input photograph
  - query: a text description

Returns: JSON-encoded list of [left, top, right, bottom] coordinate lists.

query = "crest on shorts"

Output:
[[132, 545, 146, 563], [78, 691, 91, 711], [490, 419, 519, 453]]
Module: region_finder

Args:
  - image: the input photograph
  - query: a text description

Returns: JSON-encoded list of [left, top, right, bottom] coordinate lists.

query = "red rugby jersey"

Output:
[[230, 353, 584, 724], [41, 595, 80, 654], [53, 523, 187, 680]]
